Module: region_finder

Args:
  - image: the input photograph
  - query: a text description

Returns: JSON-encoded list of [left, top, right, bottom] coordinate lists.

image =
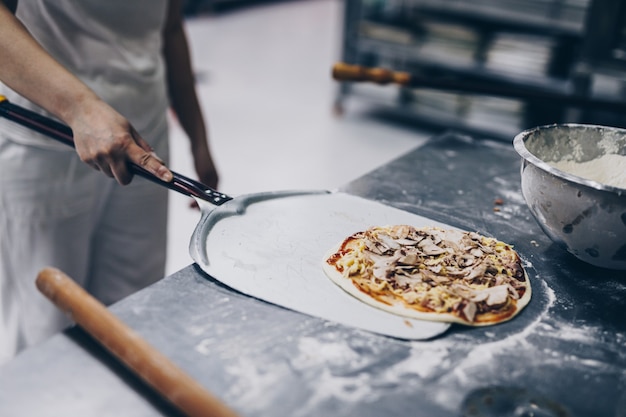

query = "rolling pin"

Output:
[[36, 267, 239, 417], [331, 62, 626, 112], [332, 62, 411, 85]]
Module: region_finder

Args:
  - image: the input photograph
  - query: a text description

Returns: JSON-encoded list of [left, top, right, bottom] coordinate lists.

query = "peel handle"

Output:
[[36, 267, 240, 417], [0, 95, 231, 205]]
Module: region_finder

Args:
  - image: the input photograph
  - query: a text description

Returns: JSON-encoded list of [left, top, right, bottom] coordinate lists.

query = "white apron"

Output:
[[0, 0, 170, 363]]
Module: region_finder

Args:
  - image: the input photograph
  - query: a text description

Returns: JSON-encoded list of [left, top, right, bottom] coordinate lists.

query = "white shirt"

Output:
[[0, 0, 170, 149]]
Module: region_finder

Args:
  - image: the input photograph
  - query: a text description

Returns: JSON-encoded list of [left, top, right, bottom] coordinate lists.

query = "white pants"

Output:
[[0, 133, 169, 364]]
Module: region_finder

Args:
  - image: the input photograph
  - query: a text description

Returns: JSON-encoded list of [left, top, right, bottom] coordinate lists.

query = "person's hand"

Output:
[[193, 142, 219, 190], [69, 98, 172, 185], [1, 3, 172, 186], [189, 140, 219, 208]]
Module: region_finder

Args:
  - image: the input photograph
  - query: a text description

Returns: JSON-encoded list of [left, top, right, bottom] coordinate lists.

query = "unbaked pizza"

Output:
[[323, 225, 531, 326]]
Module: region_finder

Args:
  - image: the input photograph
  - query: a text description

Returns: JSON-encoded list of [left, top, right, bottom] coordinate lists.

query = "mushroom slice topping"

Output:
[[378, 233, 401, 250], [396, 238, 419, 246], [324, 225, 530, 326], [464, 263, 488, 281], [364, 239, 385, 255], [372, 262, 390, 280], [418, 239, 447, 255], [470, 285, 509, 306], [462, 301, 477, 322], [397, 249, 420, 265], [391, 225, 412, 239]]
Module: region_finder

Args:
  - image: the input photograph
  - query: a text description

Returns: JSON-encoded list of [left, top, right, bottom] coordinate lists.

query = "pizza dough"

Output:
[[323, 225, 531, 326]]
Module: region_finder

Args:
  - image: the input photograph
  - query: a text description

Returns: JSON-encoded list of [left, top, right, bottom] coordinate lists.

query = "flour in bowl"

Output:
[[550, 153, 626, 189]]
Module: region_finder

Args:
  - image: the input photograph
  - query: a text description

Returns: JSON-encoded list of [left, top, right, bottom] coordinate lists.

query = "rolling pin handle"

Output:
[[36, 267, 240, 417], [332, 62, 411, 86]]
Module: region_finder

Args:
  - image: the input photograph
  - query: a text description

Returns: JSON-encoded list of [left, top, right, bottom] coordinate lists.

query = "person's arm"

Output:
[[0, 2, 172, 185], [163, 0, 219, 190]]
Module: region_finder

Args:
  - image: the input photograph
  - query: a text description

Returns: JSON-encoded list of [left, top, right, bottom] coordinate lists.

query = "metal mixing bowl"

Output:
[[513, 124, 626, 270]]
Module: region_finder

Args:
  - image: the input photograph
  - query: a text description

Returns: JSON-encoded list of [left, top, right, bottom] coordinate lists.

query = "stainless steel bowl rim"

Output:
[[513, 123, 626, 196]]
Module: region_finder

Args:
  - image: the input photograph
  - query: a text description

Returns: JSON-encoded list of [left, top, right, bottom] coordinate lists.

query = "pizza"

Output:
[[323, 225, 531, 326]]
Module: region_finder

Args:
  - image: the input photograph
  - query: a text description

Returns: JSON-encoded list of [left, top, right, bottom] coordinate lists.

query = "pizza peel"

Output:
[[189, 190, 453, 340], [0, 96, 451, 340]]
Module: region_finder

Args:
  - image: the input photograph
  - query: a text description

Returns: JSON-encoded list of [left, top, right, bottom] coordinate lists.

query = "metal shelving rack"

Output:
[[335, 0, 626, 140]]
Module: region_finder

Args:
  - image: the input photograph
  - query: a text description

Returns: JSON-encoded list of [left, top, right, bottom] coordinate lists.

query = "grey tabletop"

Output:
[[1, 132, 625, 417]]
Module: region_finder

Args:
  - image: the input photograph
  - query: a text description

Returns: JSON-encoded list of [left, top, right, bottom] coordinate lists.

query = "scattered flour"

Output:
[[217, 277, 626, 415], [550, 153, 626, 189]]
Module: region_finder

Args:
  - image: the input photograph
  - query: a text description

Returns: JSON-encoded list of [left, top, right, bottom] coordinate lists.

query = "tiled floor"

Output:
[[165, 0, 435, 274]]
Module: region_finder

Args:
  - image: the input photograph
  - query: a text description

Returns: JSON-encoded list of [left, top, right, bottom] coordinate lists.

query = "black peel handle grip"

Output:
[[0, 95, 231, 205]]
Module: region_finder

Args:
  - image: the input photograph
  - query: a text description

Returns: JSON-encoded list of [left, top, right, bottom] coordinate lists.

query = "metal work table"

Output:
[[1, 132, 625, 417]]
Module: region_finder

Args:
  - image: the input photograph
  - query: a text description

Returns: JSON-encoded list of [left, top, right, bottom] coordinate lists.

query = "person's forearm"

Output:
[[162, 1, 208, 149], [0, 2, 173, 184], [0, 3, 100, 126], [162, 0, 217, 189]]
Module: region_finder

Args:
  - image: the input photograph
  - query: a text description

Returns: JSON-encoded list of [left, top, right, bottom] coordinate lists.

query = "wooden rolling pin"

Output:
[[331, 62, 626, 112], [332, 62, 411, 85], [36, 267, 239, 417]]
